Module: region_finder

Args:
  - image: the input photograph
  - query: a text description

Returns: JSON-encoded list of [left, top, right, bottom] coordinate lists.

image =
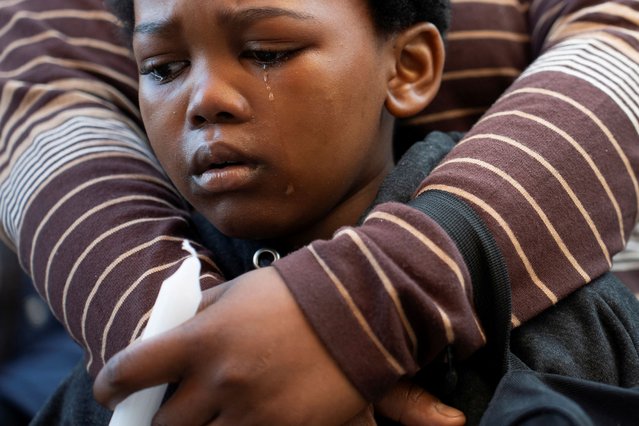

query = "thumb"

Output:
[[375, 379, 465, 426]]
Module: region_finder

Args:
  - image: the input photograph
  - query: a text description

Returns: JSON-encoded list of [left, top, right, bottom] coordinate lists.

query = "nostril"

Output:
[[192, 115, 207, 127], [216, 111, 235, 122], [190, 112, 236, 128]]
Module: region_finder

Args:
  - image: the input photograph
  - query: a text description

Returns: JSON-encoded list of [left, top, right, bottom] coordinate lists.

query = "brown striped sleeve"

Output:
[[276, 204, 486, 398], [275, 0, 639, 401], [427, 0, 639, 324], [0, 0, 225, 377]]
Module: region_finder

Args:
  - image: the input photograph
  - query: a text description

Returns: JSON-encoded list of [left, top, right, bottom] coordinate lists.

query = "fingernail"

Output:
[[434, 402, 464, 418]]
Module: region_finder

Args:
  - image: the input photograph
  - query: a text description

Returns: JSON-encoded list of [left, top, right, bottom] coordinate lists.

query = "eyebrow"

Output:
[[133, 18, 175, 37], [218, 7, 317, 27], [134, 7, 316, 36]]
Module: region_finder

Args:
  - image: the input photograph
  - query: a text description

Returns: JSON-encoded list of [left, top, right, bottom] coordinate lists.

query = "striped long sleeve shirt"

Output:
[[0, 0, 637, 401]]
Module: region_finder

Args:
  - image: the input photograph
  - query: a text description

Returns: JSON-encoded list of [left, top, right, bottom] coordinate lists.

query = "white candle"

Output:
[[109, 240, 202, 426]]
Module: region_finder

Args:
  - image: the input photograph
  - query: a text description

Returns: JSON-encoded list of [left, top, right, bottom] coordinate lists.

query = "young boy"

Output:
[[114, 0, 448, 252], [91, 0, 460, 424]]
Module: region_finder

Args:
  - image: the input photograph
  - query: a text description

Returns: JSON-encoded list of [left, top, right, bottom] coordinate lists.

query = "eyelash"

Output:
[[139, 61, 189, 84], [139, 48, 300, 84], [241, 48, 299, 67]]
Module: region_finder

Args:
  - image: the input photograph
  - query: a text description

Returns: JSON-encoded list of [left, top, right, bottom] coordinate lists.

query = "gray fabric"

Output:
[[433, 274, 639, 426], [511, 274, 639, 387], [480, 274, 639, 425], [30, 363, 111, 426]]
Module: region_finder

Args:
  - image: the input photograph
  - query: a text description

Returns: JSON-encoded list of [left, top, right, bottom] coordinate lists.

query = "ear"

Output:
[[385, 23, 445, 118]]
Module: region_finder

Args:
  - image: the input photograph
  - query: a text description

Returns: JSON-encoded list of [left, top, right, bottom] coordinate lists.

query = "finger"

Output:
[[152, 377, 220, 426], [375, 380, 465, 426], [93, 327, 192, 409]]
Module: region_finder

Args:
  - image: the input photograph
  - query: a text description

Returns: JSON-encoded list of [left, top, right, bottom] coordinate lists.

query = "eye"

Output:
[[242, 49, 298, 67], [139, 60, 189, 84]]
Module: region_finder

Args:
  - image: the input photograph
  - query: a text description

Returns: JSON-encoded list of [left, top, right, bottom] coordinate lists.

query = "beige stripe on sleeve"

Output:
[[0, 30, 131, 64], [504, 86, 639, 224], [364, 211, 486, 343], [442, 157, 592, 281], [460, 132, 613, 266], [61, 215, 189, 327], [335, 228, 419, 356], [43, 194, 178, 303], [29, 174, 172, 287], [451, 0, 529, 12], [81, 235, 188, 368], [98, 255, 221, 369], [419, 184, 559, 304], [0, 9, 118, 40], [308, 245, 406, 375]]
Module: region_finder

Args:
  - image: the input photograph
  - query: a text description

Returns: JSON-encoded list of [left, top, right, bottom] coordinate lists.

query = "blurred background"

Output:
[[0, 241, 82, 425]]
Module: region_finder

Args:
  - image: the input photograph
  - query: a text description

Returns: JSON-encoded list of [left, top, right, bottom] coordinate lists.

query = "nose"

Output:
[[186, 63, 251, 128]]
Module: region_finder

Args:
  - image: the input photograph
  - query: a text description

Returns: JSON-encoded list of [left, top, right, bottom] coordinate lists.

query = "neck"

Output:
[[275, 160, 393, 251]]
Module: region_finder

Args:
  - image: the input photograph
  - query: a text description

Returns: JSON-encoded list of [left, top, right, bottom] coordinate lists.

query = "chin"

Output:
[[208, 215, 285, 241], [199, 199, 313, 244]]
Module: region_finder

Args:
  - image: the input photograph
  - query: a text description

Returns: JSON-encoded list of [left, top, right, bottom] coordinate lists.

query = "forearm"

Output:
[[423, 0, 639, 324], [14, 116, 224, 376], [0, 0, 225, 377], [275, 201, 485, 401]]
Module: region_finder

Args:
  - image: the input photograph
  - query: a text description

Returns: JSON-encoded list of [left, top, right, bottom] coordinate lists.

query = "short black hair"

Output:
[[369, 0, 450, 35], [105, 0, 450, 43]]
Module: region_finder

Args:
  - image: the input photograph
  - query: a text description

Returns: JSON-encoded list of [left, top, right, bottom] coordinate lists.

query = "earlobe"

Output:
[[385, 23, 445, 118]]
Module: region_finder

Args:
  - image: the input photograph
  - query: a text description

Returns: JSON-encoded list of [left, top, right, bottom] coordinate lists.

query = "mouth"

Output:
[[206, 161, 244, 170], [190, 142, 260, 193]]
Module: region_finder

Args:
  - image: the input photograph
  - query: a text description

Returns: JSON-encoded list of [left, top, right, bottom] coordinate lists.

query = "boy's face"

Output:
[[133, 0, 397, 245]]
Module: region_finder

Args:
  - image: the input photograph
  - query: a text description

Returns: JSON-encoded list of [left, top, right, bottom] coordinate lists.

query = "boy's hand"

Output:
[[93, 266, 465, 425], [94, 267, 366, 425]]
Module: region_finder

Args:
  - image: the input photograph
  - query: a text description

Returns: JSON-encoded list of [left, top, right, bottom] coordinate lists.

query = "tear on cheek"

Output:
[[285, 184, 295, 195]]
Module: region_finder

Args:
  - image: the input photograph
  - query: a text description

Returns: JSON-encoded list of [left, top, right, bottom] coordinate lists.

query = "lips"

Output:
[[190, 141, 260, 193]]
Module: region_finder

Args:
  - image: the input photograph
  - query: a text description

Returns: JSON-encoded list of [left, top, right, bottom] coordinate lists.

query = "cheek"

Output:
[[264, 64, 388, 187], [140, 98, 189, 184], [139, 80, 187, 131], [284, 54, 385, 132], [140, 88, 180, 131]]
